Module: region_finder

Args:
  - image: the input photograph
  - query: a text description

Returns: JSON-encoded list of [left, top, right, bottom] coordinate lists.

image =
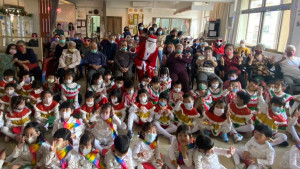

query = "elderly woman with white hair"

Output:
[[274, 45, 300, 94], [247, 43, 274, 82], [235, 40, 250, 56], [57, 41, 81, 82]]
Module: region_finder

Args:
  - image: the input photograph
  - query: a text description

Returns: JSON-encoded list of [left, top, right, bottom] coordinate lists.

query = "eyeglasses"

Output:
[[216, 40, 223, 42]]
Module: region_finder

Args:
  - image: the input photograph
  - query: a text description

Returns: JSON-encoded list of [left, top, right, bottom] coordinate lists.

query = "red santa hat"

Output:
[[147, 35, 157, 43]]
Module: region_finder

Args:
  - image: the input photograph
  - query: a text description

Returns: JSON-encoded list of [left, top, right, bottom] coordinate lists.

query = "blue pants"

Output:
[[157, 49, 163, 67], [78, 59, 84, 75]]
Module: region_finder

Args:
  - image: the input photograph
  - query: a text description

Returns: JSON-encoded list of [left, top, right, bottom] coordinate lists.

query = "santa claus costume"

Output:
[[135, 35, 158, 81]]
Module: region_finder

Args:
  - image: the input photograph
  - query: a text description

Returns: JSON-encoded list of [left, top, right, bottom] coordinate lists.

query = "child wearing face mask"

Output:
[[109, 89, 127, 130], [256, 88, 289, 147], [194, 133, 235, 169], [0, 83, 17, 113], [105, 135, 134, 169], [111, 76, 125, 95], [123, 80, 137, 108], [208, 77, 223, 103], [16, 71, 33, 97], [229, 91, 252, 143], [148, 76, 162, 104], [222, 69, 246, 89], [137, 74, 150, 91], [80, 91, 100, 129], [52, 102, 84, 151], [89, 103, 122, 154], [127, 89, 155, 140], [154, 92, 177, 143], [263, 80, 274, 100], [88, 72, 108, 106], [164, 124, 195, 169], [45, 128, 84, 168], [34, 90, 59, 130], [193, 81, 212, 114], [222, 80, 242, 104], [1, 96, 31, 142], [288, 106, 300, 145], [133, 122, 163, 169], [44, 74, 60, 96], [0, 69, 16, 97], [174, 93, 199, 129], [243, 79, 260, 116], [78, 131, 106, 168], [196, 100, 232, 142], [60, 70, 81, 113], [7, 122, 50, 168], [28, 80, 43, 106], [159, 67, 172, 92], [169, 81, 184, 106], [103, 70, 115, 94]]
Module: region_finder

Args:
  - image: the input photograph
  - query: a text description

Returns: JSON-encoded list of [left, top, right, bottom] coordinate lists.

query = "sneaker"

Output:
[[204, 129, 211, 136], [279, 141, 289, 147], [234, 163, 246, 169], [221, 133, 229, 142], [127, 130, 134, 140], [233, 133, 243, 143]]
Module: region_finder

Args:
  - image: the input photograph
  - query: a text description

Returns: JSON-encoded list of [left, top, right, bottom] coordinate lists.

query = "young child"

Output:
[[169, 81, 184, 106], [127, 89, 155, 139], [281, 145, 300, 169], [133, 122, 163, 169], [209, 77, 223, 103], [222, 69, 245, 89], [148, 76, 162, 104], [80, 91, 100, 128], [164, 124, 195, 169], [174, 93, 200, 128], [104, 135, 134, 169], [52, 102, 84, 150], [123, 80, 137, 108], [0, 150, 5, 169], [262, 80, 274, 99], [34, 90, 59, 130], [233, 124, 275, 169], [229, 91, 252, 142], [288, 108, 300, 144], [44, 128, 84, 168], [43, 74, 60, 95], [88, 72, 108, 106], [79, 131, 105, 168], [17, 71, 33, 97], [256, 88, 289, 146], [198, 100, 232, 142], [193, 81, 212, 114], [193, 133, 235, 169], [104, 70, 115, 94], [244, 78, 260, 115], [109, 89, 127, 129], [0, 83, 17, 113], [137, 75, 150, 91], [60, 70, 81, 110], [154, 92, 177, 142], [89, 103, 122, 153], [28, 80, 43, 106], [111, 76, 125, 94], [0, 69, 16, 96], [1, 96, 31, 142], [159, 67, 172, 92], [7, 122, 50, 168]]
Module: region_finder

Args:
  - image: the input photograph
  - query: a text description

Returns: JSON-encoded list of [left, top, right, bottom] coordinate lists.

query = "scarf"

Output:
[[63, 119, 81, 130], [114, 154, 127, 169], [29, 142, 44, 165], [142, 139, 157, 149], [105, 118, 117, 139], [177, 141, 195, 165], [56, 145, 73, 169], [81, 149, 105, 169]]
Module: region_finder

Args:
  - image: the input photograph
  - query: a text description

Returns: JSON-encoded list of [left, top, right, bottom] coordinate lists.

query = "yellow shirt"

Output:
[[235, 47, 250, 56]]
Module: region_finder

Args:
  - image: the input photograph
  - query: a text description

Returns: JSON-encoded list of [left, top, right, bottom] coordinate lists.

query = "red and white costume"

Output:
[[80, 103, 100, 122], [29, 90, 43, 105], [160, 76, 172, 92], [169, 89, 184, 106], [148, 86, 161, 104], [17, 81, 32, 97], [0, 94, 14, 113], [34, 100, 59, 125], [174, 101, 200, 126], [87, 83, 109, 106], [127, 102, 155, 130], [105, 80, 115, 94], [0, 79, 15, 96], [134, 35, 158, 80]]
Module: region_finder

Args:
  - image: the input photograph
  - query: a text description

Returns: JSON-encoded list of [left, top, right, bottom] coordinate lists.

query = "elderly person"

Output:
[[84, 42, 106, 80], [167, 44, 192, 93], [247, 43, 274, 82], [14, 40, 42, 80], [0, 44, 17, 75], [235, 40, 250, 56], [114, 40, 134, 79], [57, 41, 81, 81], [54, 35, 68, 64], [274, 45, 300, 94]]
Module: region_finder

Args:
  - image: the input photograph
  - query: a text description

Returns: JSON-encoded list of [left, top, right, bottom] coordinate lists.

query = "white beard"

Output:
[[145, 41, 157, 54]]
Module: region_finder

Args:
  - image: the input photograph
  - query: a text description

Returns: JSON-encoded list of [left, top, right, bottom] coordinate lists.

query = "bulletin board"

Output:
[[76, 19, 87, 37], [128, 8, 144, 35]]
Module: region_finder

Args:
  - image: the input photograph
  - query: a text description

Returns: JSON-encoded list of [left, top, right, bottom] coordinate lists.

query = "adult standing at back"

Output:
[[102, 35, 118, 70], [164, 29, 180, 46], [54, 23, 64, 36]]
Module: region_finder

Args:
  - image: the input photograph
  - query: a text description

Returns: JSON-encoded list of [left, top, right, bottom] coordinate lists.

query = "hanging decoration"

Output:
[[0, 8, 32, 17]]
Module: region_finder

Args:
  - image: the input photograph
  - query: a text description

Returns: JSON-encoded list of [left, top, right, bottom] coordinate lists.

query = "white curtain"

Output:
[[210, 2, 231, 39]]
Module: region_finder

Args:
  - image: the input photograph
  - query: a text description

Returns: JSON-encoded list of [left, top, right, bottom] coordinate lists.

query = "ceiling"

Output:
[[65, 0, 234, 4]]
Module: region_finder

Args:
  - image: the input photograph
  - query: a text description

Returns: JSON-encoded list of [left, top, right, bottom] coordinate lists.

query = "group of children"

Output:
[[0, 63, 299, 169]]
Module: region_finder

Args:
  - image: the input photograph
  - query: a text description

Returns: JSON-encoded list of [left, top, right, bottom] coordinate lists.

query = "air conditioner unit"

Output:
[[132, 2, 153, 7]]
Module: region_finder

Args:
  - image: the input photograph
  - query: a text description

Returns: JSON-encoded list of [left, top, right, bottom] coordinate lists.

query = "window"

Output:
[[153, 18, 191, 35], [236, 0, 291, 53]]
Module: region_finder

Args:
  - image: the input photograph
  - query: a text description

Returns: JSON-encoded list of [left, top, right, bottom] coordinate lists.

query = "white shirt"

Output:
[[168, 139, 194, 167], [280, 56, 300, 78], [281, 145, 300, 169], [104, 149, 134, 169], [132, 139, 161, 163], [193, 147, 230, 169]]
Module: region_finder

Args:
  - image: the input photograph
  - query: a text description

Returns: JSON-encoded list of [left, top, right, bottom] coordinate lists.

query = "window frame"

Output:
[[152, 17, 191, 35], [240, 0, 291, 53]]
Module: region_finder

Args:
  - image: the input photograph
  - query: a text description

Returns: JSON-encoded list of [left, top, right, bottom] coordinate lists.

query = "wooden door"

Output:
[[39, 0, 51, 38], [107, 16, 122, 35]]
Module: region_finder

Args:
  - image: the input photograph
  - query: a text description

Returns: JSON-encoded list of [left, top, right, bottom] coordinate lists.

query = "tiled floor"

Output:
[[0, 77, 292, 169]]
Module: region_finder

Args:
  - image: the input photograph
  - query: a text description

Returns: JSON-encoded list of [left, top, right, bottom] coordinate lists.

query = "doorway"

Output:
[[107, 16, 122, 35], [87, 15, 100, 38]]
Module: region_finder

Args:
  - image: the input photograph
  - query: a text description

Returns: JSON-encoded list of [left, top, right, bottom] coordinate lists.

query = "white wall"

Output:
[[24, 0, 39, 36]]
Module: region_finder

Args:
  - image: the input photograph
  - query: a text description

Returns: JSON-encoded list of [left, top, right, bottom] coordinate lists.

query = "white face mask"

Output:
[[111, 98, 118, 104], [140, 96, 147, 103], [62, 111, 71, 120], [65, 80, 72, 84], [184, 102, 194, 110], [86, 102, 94, 107], [213, 108, 224, 116], [34, 89, 42, 94], [116, 84, 123, 88], [145, 133, 157, 143], [81, 147, 92, 156], [26, 136, 37, 144], [6, 89, 14, 96], [274, 88, 281, 92], [8, 78, 13, 82], [211, 84, 219, 89], [97, 79, 103, 85], [241, 44, 246, 48], [174, 88, 181, 93], [141, 81, 146, 86], [15, 105, 25, 111]]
